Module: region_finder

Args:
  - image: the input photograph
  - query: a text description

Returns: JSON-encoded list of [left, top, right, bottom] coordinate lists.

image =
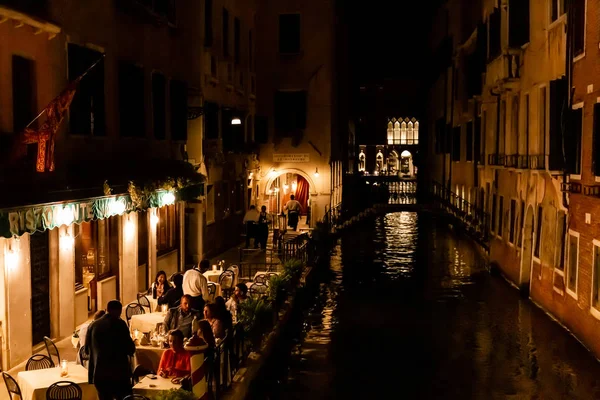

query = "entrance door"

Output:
[[30, 230, 50, 345]]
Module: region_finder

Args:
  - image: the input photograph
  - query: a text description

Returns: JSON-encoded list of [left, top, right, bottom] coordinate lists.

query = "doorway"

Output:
[[520, 205, 535, 292], [30, 230, 50, 345]]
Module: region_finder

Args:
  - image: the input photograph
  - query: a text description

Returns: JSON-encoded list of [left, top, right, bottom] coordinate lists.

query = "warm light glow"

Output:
[[110, 199, 126, 215], [150, 213, 159, 226], [249, 172, 254, 179], [401, 150, 412, 157], [268, 168, 276, 177], [274, 187, 280, 193], [60, 233, 74, 250], [314, 168, 319, 177], [58, 206, 74, 226], [231, 118, 242, 125], [291, 181, 298, 192], [5, 249, 18, 271], [163, 192, 176, 205], [125, 220, 135, 240]]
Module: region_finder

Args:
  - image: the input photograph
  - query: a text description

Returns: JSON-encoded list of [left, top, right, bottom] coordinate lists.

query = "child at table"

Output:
[[158, 329, 191, 379]]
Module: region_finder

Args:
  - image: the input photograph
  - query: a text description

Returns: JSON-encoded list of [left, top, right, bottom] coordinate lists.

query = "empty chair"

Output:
[[125, 303, 145, 325], [219, 271, 235, 300], [43, 336, 61, 366], [207, 282, 217, 303], [137, 293, 152, 311], [254, 274, 267, 284], [131, 364, 155, 385], [2, 372, 22, 400], [46, 381, 82, 400], [78, 346, 89, 369], [26, 354, 54, 371], [248, 283, 268, 299]]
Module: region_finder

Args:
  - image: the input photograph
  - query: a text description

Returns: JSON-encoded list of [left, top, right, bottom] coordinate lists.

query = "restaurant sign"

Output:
[[0, 191, 175, 238], [272, 153, 310, 163]]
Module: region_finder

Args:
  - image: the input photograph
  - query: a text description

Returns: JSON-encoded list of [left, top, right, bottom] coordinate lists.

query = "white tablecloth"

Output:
[[130, 312, 166, 333], [134, 345, 167, 372], [18, 364, 97, 400], [133, 376, 181, 397], [203, 269, 224, 283]]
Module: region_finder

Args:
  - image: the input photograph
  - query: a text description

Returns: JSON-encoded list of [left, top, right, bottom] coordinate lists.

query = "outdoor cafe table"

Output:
[[203, 269, 224, 283], [135, 344, 167, 372], [17, 363, 97, 400], [130, 312, 165, 333], [133, 376, 181, 397]]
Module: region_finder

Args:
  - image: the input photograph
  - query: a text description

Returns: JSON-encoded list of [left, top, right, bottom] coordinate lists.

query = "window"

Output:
[[452, 126, 461, 161], [572, 0, 585, 57], [517, 200, 525, 247], [492, 194, 498, 232], [509, 199, 516, 244], [279, 14, 301, 54], [170, 80, 187, 141], [466, 121, 473, 161], [555, 211, 566, 270], [500, 99, 506, 155], [592, 241, 600, 309], [498, 196, 504, 237], [206, 185, 215, 224], [222, 8, 229, 57], [511, 95, 519, 156], [522, 94, 530, 158], [12, 55, 36, 134], [138, 210, 149, 291], [549, 78, 567, 170], [204, 0, 213, 47], [567, 106, 583, 175], [157, 205, 177, 254], [508, 0, 530, 47], [274, 91, 307, 136], [475, 115, 481, 163], [594, 104, 600, 176], [488, 8, 501, 60], [567, 231, 579, 295], [234, 18, 241, 64], [551, 0, 565, 23], [534, 206, 543, 258], [74, 217, 119, 289], [68, 44, 105, 136], [152, 73, 166, 140], [249, 30, 253, 71], [118, 62, 145, 137]]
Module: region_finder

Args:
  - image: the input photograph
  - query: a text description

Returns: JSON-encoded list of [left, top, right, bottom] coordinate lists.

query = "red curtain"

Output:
[[294, 175, 309, 214]]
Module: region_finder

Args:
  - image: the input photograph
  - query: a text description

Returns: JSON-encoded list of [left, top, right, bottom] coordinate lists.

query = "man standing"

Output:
[[284, 194, 302, 231], [183, 259, 209, 311], [256, 205, 271, 250], [243, 205, 260, 248], [85, 300, 135, 400]]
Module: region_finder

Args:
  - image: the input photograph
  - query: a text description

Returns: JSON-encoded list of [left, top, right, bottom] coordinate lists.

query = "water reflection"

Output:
[[255, 212, 600, 400]]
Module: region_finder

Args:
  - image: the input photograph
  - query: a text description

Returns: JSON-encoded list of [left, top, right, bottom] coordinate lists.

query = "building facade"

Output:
[[424, 0, 600, 358]]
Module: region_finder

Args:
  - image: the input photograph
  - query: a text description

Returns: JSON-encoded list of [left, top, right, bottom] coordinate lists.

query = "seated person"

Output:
[[225, 283, 248, 321], [158, 273, 184, 309], [204, 303, 225, 339], [163, 295, 200, 338], [158, 329, 191, 380]]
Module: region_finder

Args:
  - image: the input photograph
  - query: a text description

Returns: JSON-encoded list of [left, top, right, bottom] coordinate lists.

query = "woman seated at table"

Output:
[[149, 270, 172, 299], [204, 303, 226, 339], [158, 329, 191, 379]]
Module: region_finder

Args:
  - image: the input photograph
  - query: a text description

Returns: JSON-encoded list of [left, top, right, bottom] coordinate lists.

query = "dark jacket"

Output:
[[163, 307, 200, 338], [158, 286, 184, 308], [84, 313, 135, 384]]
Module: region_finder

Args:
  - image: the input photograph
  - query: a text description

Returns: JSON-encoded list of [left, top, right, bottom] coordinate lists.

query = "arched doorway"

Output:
[[520, 205, 535, 293], [387, 151, 399, 174], [264, 171, 313, 229], [400, 150, 415, 178]]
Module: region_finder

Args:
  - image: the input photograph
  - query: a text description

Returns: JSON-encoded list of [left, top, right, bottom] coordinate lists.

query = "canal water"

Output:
[[250, 212, 600, 399]]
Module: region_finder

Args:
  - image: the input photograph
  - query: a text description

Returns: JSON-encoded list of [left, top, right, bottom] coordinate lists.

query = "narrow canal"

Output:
[[250, 212, 600, 399]]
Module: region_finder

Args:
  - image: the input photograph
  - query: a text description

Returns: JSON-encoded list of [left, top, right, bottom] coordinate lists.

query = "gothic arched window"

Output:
[[387, 121, 393, 145], [394, 121, 400, 144]]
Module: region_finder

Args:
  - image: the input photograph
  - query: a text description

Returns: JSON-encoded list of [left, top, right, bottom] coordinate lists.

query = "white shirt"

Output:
[[243, 208, 260, 222], [182, 268, 209, 299], [285, 199, 301, 212]]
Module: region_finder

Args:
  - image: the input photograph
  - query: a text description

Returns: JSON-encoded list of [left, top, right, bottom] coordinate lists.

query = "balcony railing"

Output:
[[561, 182, 582, 193], [487, 153, 545, 169], [488, 153, 505, 166]]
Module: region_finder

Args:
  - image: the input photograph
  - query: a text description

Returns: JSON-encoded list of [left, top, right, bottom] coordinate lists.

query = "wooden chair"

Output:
[[46, 381, 82, 400], [43, 336, 61, 366], [25, 354, 54, 371], [125, 303, 145, 326], [2, 372, 22, 400]]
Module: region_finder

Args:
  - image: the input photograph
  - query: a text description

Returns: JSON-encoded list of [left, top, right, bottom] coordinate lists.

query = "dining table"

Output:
[[133, 376, 181, 397], [130, 312, 166, 333], [134, 344, 168, 372], [17, 363, 97, 400]]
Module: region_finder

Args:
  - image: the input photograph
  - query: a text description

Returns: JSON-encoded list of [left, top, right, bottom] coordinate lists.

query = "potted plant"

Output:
[[154, 389, 196, 400], [268, 273, 290, 309], [238, 298, 274, 350]]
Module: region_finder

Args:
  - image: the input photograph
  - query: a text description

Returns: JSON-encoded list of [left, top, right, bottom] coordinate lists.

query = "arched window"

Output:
[[414, 121, 419, 144], [401, 122, 407, 144], [387, 121, 393, 145], [407, 121, 414, 144], [376, 151, 384, 173], [358, 150, 366, 172], [394, 121, 400, 144]]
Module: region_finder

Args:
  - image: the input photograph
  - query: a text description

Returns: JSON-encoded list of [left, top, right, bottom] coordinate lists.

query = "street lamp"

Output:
[[314, 168, 319, 177], [231, 117, 241, 125]]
